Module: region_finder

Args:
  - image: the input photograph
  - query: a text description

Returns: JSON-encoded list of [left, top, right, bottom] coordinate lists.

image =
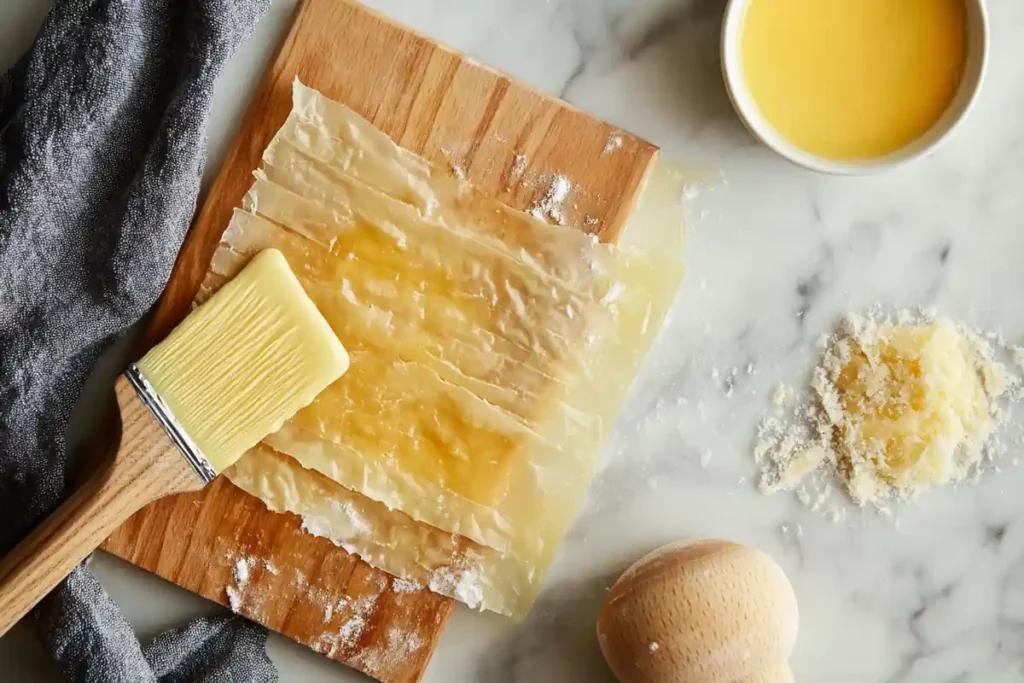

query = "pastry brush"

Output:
[[0, 249, 348, 634]]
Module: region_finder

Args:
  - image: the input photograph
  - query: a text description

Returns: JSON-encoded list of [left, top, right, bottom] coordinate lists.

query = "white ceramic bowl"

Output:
[[721, 0, 989, 175]]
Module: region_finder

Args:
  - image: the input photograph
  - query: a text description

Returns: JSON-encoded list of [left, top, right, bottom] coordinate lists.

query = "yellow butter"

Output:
[[138, 249, 349, 473], [741, 0, 967, 160]]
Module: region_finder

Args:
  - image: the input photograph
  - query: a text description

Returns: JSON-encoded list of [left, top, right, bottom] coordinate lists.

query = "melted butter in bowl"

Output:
[[722, 0, 988, 174]]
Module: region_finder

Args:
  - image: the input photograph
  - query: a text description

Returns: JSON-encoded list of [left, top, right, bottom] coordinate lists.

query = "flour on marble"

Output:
[[772, 383, 795, 408], [1011, 346, 1024, 373], [757, 309, 1023, 514], [711, 364, 748, 398], [779, 523, 803, 538]]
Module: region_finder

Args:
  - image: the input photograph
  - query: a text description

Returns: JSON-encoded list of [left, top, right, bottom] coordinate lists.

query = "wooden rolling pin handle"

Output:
[[0, 375, 207, 636], [739, 661, 795, 683]]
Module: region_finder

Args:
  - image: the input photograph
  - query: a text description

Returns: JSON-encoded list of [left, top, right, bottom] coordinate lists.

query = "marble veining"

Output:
[[359, 1, 1024, 682], [6, 0, 1024, 681]]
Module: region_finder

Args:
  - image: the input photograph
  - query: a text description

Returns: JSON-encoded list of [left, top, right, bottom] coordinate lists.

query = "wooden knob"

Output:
[[597, 539, 798, 683]]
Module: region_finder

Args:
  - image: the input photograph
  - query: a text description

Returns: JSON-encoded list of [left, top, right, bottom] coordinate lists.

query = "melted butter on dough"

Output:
[[228, 444, 524, 614], [213, 80, 684, 618]]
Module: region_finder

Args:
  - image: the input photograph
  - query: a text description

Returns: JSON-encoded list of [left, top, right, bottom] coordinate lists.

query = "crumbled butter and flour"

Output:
[[758, 310, 1022, 508]]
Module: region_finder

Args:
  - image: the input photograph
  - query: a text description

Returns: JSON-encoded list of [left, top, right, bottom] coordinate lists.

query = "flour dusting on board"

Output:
[[225, 586, 243, 612], [212, 548, 429, 665], [354, 625, 425, 678], [391, 577, 423, 594], [233, 557, 251, 585], [315, 593, 380, 657], [439, 146, 468, 182], [511, 153, 528, 179], [225, 556, 254, 612], [603, 132, 624, 154], [530, 175, 573, 225]]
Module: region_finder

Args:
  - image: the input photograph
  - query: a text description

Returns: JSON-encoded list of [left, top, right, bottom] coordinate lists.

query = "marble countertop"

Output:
[[5, 0, 1024, 681]]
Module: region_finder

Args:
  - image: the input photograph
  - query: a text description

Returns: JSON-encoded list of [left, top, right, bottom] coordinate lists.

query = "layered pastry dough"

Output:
[[211, 81, 683, 617]]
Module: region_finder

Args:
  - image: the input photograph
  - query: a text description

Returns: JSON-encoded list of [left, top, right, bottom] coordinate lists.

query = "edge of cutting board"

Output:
[[102, 1, 660, 681]]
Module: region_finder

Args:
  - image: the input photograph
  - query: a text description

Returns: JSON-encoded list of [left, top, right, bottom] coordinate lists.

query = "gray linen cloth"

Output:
[[0, 0, 277, 680]]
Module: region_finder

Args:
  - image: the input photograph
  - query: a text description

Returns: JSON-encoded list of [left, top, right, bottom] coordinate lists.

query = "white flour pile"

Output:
[[757, 309, 1024, 513]]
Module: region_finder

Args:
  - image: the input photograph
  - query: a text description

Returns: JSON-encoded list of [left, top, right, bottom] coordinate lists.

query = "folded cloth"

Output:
[[0, 0, 273, 680]]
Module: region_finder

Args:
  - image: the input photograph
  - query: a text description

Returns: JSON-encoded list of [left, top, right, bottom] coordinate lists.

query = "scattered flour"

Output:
[[233, 557, 252, 586], [1012, 346, 1024, 372], [602, 133, 624, 154], [338, 614, 367, 647], [317, 592, 382, 658], [225, 585, 243, 612], [354, 625, 425, 677], [529, 174, 572, 225], [225, 556, 254, 612], [511, 153, 528, 179], [222, 551, 430, 667], [428, 566, 484, 609], [780, 523, 804, 538], [391, 577, 423, 594], [439, 146, 467, 181], [772, 383, 795, 408]]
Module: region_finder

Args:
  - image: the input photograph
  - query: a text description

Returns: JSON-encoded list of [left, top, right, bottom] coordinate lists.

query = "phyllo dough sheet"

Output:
[[211, 80, 683, 618]]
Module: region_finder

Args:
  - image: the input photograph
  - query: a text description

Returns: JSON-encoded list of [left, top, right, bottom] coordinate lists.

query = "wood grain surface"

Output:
[[102, 0, 659, 681]]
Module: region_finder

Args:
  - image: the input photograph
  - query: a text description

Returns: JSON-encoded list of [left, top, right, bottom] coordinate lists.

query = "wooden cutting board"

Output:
[[101, 1, 659, 681]]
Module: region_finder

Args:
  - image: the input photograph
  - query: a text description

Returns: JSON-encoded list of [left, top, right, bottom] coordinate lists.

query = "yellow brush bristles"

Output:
[[137, 249, 349, 473]]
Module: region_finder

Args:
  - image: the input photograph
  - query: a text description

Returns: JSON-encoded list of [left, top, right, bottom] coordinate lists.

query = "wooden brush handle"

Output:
[[0, 375, 208, 636]]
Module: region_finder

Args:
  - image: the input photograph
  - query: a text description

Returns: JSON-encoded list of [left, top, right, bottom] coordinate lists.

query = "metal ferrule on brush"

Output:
[[123, 364, 218, 484]]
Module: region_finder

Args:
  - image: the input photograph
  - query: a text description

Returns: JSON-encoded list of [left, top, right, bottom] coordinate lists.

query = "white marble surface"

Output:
[[5, 0, 1024, 681]]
